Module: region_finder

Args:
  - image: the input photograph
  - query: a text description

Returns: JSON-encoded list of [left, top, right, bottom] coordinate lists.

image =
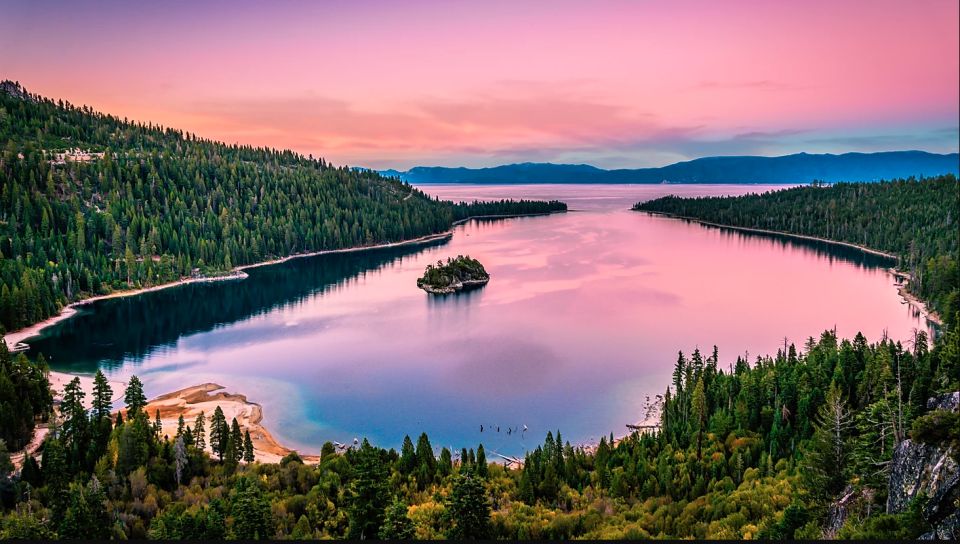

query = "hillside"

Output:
[[383, 151, 960, 184], [0, 81, 563, 333]]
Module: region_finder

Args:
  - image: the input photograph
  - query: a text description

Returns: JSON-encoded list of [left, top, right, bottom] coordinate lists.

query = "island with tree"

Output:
[[417, 255, 490, 294]]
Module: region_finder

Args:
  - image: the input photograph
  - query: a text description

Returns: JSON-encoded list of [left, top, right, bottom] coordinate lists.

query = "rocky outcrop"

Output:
[[887, 392, 959, 540], [0, 80, 33, 101], [418, 278, 489, 294]]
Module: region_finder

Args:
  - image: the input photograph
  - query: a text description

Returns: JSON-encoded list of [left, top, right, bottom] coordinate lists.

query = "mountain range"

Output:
[[379, 151, 959, 184]]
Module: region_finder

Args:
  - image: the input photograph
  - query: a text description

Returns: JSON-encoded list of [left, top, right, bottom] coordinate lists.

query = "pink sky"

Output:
[[1, 0, 958, 169]]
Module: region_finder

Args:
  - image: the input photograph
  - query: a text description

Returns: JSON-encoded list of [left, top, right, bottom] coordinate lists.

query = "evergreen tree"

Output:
[[415, 432, 436, 489], [475, 444, 488, 478], [243, 430, 255, 463], [91, 369, 112, 421], [400, 434, 417, 475], [154, 409, 163, 439], [446, 473, 491, 539], [379, 498, 415, 539], [59, 377, 87, 457], [58, 479, 110, 539], [229, 476, 272, 539], [209, 406, 228, 461], [230, 418, 244, 463], [347, 439, 389, 539], [438, 447, 453, 477], [692, 377, 707, 460], [193, 411, 206, 450], [802, 384, 854, 498], [123, 375, 147, 417]]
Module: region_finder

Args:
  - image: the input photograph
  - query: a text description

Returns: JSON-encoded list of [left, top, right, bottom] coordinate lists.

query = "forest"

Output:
[[634, 176, 959, 329], [0, 81, 564, 333], [1, 323, 957, 539]]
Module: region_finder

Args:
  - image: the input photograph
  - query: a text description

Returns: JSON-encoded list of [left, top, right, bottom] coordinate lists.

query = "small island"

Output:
[[417, 255, 490, 294]]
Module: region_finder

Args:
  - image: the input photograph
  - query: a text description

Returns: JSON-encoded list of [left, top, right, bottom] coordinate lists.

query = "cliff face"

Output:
[[887, 392, 959, 540]]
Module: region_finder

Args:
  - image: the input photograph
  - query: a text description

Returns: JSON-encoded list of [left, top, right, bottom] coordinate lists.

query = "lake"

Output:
[[27, 184, 929, 457]]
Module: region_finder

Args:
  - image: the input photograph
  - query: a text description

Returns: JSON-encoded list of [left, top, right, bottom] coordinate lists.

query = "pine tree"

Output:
[[446, 473, 491, 539], [229, 476, 271, 539], [224, 434, 238, 474], [400, 435, 417, 475], [154, 409, 163, 440], [124, 375, 147, 417], [692, 377, 707, 460], [58, 479, 110, 539], [60, 377, 87, 454], [209, 406, 228, 461], [230, 418, 243, 463], [802, 384, 854, 498], [475, 444, 488, 478], [379, 498, 415, 539], [415, 432, 436, 489], [438, 447, 453, 477], [193, 411, 206, 450], [347, 439, 389, 539], [91, 370, 112, 421], [0, 439, 12, 477], [243, 430, 255, 463]]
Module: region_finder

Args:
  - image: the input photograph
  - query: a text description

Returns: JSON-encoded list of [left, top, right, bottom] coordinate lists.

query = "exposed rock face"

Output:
[[825, 485, 877, 538], [418, 278, 489, 294], [887, 392, 959, 540], [0, 80, 33, 101]]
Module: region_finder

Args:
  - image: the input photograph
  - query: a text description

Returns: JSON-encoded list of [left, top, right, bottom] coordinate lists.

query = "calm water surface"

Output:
[[29, 184, 928, 456]]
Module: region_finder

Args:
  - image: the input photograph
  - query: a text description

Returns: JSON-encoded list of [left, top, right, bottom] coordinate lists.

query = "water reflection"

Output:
[[28, 184, 928, 455], [28, 238, 448, 371]]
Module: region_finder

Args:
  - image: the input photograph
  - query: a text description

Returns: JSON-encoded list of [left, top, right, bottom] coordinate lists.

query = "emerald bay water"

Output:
[[27, 184, 929, 457]]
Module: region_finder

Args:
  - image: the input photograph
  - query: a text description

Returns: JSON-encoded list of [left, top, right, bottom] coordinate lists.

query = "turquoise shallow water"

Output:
[[29, 184, 927, 456]]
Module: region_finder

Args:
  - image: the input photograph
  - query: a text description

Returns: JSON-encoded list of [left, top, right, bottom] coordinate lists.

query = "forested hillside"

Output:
[[635, 176, 960, 328], [0, 82, 564, 332], [2, 325, 957, 539]]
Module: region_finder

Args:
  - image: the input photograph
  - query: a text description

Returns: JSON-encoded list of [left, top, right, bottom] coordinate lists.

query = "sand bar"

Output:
[[140, 383, 320, 464]]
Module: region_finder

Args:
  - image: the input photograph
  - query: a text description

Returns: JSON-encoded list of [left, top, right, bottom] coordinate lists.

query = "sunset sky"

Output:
[[2, 0, 958, 169]]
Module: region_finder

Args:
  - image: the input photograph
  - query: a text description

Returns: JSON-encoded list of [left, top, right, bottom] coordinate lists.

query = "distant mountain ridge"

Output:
[[381, 151, 959, 184]]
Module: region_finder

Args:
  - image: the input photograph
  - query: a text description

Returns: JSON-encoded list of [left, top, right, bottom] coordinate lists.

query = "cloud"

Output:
[[182, 84, 709, 167], [180, 82, 958, 170], [693, 80, 807, 92]]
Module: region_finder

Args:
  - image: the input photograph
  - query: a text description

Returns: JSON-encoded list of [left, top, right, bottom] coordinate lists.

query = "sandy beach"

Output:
[[2, 213, 564, 469], [10, 370, 127, 469], [140, 383, 320, 464], [12, 377, 319, 468]]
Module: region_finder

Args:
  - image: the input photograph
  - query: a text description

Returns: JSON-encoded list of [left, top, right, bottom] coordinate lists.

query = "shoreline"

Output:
[[141, 382, 320, 465], [1, 231, 454, 350], [5, 211, 563, 466], [3, 211, 562, 351], [639, 210, 943, 327], [12, 369, 128, 469], [3, 272, 248, 350]]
